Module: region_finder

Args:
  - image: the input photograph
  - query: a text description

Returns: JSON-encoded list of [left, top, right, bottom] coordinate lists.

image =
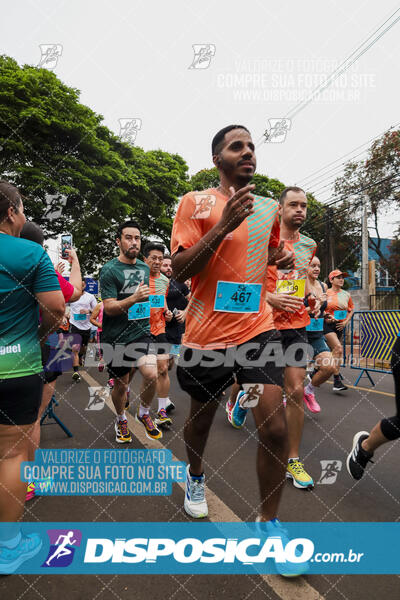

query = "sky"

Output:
[[2, 0, 400, 237]]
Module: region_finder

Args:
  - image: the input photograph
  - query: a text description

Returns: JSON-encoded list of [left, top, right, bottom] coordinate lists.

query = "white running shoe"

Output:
[[184, 464, 208, 518]]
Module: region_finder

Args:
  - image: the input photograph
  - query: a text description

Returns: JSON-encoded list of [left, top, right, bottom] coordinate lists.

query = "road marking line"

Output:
[[328, 380, 394, 397], [81, 371, 325, 600]]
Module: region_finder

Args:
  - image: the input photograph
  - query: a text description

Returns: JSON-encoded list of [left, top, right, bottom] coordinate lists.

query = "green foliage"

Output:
[[189, 168, 285, 200], [385, 230, 400, 291], [0, 53, 368, 282], [189, 167, 219, 191], [333, 129, 400, 263], [302, 196, 360, 280], [0, 55, 190, 273]]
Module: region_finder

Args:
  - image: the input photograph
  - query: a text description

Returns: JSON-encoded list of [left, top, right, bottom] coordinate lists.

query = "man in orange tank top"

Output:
[[266, 188, 316, 490]]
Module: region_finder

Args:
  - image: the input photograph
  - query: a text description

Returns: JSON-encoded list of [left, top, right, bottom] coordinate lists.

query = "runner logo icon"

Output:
[[192, 194, 216, 219], [121, 269, 145, 294], [42, 529, 82, 567], [86, 387, 109, 411], [38, 44, 63, 70], [118, 118, 142, 144], [188, 44, 216, 69], [317, 460, 342, 485], [239, 384, 264, 408], [263, 118, 291, 143]]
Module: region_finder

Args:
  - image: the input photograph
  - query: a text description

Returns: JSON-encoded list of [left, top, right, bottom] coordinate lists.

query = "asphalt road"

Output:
[[3, 363, 399, 600]]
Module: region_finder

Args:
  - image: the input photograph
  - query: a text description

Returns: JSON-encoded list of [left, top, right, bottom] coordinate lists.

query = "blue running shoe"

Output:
[[256, 517, 309, 578], [0, 534, 42, 574], [227, 390, 248, 429]]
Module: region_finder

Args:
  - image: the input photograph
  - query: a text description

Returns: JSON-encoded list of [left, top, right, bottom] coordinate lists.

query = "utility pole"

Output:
[[361, 193, 369, 309], [369, 260, 376, 309], [324, 207, 335, 277]]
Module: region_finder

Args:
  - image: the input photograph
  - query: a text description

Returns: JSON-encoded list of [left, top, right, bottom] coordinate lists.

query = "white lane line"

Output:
[[328, 380, 395, 397], [81, 370, 325, 600]]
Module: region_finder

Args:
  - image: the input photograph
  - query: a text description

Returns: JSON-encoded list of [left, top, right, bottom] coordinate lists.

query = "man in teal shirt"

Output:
[[100, 220, 159, 444], [0, 180, 65, 573]]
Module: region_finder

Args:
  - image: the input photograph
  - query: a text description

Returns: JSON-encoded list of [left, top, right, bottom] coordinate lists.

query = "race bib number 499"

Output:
[[276, 279, 305, 298]]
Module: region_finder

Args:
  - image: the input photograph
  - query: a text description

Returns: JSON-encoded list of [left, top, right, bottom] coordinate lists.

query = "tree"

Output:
[[189, 167, 286, 200], [0, 55, 190, 273], [189, 167, 219, 191], [302, 197, 360, 281], [385, 230, 400, 292], [333, 129, 400, 263]]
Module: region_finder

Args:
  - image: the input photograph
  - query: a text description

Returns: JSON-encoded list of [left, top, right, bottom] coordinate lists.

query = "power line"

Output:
[[284, 10, 400, 122], [307, 173, 400, 229], [311, 181, 400, 231], [298, 123, 400, 187], [303, 131, 400, 197], [318, 172, 400, 207], [309, 201, 363, 231], [298, 123, 400, 189], [257, 8, 400, 146], [310, 180, 400, 231]]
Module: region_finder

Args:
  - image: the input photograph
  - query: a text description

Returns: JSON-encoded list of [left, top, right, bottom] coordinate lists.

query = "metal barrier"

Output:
[[40, 394, 73, 438], [348, 310, 400, 386]]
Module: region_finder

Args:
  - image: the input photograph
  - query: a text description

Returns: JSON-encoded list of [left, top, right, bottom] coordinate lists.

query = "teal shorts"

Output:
[[308, 334, 330, 359]]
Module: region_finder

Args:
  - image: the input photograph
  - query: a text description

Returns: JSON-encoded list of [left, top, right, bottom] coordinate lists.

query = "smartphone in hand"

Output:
[[61, 233, 72, 259]]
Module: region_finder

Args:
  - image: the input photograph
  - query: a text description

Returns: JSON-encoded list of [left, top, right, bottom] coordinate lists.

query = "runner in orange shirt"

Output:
[[265, 187, 317, 490], [171, 126, 307, 577], [144, 242, 173, 429], [324, 270, 354, 391]]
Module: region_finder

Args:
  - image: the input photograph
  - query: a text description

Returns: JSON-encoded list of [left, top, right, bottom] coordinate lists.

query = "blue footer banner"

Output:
[[1, 522, 399, 574]]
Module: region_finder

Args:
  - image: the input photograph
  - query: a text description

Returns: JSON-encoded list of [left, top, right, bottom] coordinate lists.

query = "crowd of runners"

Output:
[[0, 124, 399, 575]]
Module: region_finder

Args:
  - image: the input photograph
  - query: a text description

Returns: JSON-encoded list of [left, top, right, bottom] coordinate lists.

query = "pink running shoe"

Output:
[[225, 398, 235, 422], [25, 482, 35, 502], [303, 389, 321, 413]]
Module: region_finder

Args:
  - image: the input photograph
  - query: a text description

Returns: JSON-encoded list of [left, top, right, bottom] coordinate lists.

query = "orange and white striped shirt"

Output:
[[171, 189, 280, 349], [267, 233, 317, 330]]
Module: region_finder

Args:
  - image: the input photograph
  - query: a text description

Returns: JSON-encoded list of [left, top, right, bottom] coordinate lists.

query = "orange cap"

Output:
[[329, 270, 348, 282]]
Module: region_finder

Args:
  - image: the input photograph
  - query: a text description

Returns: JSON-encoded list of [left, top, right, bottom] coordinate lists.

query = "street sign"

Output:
[[85, 278, 98, 295]]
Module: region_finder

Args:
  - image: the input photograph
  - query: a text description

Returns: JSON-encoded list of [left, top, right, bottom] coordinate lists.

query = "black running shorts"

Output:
[[323, 320, 344, 341], [69, 324, 91, 349], [176, 329, 283, 404], [106, 335, 156, 380], [280, 327, 311, 369], [151, 332, 170, 356], [0, 373, 44, 425], [41, 343, 61, 384]]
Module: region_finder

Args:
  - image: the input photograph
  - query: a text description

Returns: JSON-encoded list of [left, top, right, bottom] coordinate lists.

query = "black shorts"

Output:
[[176, 330, 283, 404], [106, 335, 156, 380], [166, 323, 185, 346], [0, 373, 43, 425], [69, 324, 91, 349], [323, 321, 343, 340], [280, 327, 311, 369], [151, 332, 170, 356], [41, 343, 61, 384], [166, 331, 182, 345]]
